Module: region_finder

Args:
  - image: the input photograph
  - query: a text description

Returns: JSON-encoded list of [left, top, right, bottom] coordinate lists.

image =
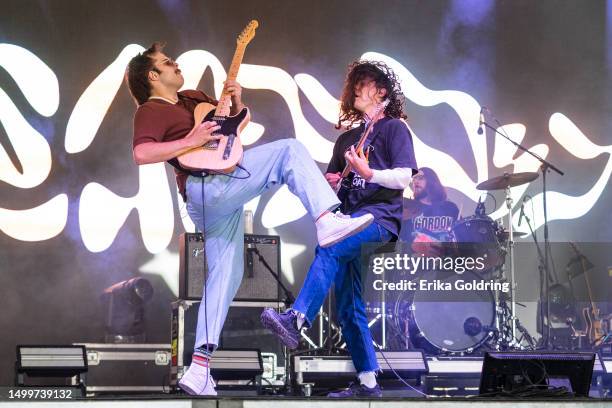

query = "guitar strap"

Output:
[[167, 157, 210, 178]]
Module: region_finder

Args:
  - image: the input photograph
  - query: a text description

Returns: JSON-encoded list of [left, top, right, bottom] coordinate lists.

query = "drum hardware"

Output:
[[475, 173, 530, 345], [478, 107, 564, 350], [498, 228, 528, 241], [298, 295, 345, 356], [503, 184, 518, 345]]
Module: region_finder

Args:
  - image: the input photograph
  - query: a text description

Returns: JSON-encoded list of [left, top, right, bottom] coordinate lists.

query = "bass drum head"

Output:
[[409, 269, 495, 353]]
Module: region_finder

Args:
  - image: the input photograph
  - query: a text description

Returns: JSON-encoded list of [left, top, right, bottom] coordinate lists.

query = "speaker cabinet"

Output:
[[179, 233, 281, 302]]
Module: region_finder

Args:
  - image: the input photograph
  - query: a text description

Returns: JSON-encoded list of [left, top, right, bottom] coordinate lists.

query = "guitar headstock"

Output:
[[237, 20, 259, 46]]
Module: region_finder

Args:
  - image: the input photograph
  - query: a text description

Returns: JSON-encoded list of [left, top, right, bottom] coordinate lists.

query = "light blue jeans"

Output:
[[185, 139, 340, 348]]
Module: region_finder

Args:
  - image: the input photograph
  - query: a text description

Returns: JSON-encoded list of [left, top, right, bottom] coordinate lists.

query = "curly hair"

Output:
[[336, 60, 406, 129]]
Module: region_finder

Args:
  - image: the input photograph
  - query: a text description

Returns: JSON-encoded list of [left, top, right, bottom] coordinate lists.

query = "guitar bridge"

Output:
[[203, 141, 219, 150]]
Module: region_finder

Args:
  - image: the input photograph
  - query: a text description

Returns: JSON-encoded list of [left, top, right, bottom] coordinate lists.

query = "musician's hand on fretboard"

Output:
[[344, 145, 373, 181]]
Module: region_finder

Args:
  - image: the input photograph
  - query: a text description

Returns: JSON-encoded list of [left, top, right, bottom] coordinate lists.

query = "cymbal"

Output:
[[476, 172, 539, 191]]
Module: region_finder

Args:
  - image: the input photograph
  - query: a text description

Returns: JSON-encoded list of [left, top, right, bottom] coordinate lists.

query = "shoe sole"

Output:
[[178, 376, 217, 396], [319, 215, 374, 248], [260, 309, 299, 349]]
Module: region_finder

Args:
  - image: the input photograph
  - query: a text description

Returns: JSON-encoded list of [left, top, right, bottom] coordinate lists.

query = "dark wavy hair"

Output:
[[419, 167, 447, 203], [336, 60, 406, 129], [125, 42, 165, 106]]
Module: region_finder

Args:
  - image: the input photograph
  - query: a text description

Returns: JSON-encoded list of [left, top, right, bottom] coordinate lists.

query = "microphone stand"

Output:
[[249, 246, 295, 307], [248, 246, 295, 394], [481, 118, 564, 350]]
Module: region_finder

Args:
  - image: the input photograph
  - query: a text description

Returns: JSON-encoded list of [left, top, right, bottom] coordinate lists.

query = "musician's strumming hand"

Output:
[[325, 172, 341, 189], [344, 145, 373, 181], [224, 80, 245, 113], [184, 121, 222, 148]]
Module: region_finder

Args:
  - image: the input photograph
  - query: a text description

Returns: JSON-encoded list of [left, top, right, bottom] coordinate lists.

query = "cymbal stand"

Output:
[[481, 109, 564, 349], [503, 185, 518, 345]]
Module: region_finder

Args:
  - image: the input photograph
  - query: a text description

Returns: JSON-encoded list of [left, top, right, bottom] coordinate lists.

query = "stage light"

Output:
[[100, 277, 153, 343], [15, 345, 87, 392]]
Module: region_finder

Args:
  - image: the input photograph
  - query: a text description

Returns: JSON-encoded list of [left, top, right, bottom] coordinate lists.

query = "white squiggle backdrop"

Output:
[[0, 43, 610, 293]]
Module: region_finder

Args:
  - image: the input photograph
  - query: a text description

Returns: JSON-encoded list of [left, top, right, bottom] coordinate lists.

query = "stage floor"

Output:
[[1, 396, 610, 407]]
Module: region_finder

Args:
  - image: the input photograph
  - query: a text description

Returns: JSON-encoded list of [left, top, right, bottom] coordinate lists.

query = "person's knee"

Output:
[[314, 244, 336, 258], [281, 138, 306, 154]]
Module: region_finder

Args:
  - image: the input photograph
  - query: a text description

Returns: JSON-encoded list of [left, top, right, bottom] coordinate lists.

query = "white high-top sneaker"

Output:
[[316, 212, 374, 248], [178, 363, 217, 396]]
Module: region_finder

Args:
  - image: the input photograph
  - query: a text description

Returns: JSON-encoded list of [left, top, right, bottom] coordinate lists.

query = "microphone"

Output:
[[477, 107, 485, 135], [517, 196, 529, 227]]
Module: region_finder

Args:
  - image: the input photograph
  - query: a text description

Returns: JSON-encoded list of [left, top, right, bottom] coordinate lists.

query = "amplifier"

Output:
[[179, 233, 281, 301]]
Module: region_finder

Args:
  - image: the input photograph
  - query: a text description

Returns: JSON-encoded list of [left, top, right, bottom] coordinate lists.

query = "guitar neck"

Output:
[[214, 44, 246, 117]]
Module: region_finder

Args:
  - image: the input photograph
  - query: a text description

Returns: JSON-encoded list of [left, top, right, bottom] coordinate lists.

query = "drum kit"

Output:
[[385, 171, 540, 355], [372, 109, 566, 354]]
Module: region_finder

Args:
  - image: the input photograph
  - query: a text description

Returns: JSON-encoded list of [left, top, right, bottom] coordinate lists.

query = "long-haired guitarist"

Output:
[[261, 60, 418, 398], [126, 42, 374, 396]]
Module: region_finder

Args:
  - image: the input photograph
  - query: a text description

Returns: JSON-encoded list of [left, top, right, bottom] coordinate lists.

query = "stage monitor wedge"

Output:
[[479, 351, 595, 397]]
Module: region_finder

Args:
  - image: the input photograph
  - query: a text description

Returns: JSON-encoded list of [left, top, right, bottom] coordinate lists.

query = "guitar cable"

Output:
[[196, 161, 252, 393], [200, 177, 210, 392]]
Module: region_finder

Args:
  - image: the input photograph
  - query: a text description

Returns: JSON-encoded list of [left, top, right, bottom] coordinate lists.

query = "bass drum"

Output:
[[405, 269, 495, 354]]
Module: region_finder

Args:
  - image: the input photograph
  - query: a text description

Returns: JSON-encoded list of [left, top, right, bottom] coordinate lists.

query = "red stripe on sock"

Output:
[[192, 353, 210, 366]]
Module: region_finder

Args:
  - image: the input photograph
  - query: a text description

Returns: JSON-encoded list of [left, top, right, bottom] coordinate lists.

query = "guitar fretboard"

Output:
[[214, 44, 247, 118]]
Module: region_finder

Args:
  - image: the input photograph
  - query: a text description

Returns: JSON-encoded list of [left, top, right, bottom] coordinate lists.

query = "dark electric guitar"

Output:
[[334, 99, 390, 195], [178, 20, 258, 173]]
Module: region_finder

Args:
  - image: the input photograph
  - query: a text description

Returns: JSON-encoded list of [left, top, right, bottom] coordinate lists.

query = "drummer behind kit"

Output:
[[368, 169, 608, 354], [381, 172, 539, 354]]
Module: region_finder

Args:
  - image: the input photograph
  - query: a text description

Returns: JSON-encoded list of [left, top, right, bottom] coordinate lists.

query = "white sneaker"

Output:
[[316, 212, 374, 248], [178, 363, 217, 396]]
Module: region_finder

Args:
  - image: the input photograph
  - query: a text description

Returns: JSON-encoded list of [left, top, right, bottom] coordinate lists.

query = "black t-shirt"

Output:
[[399, 199, 460, 243], [327, 117, 418, 237]]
